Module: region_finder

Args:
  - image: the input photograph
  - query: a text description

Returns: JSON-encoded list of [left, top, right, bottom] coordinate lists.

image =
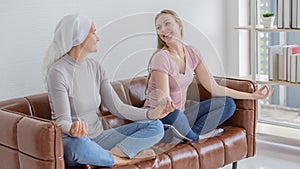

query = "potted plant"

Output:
[[262, 12, 275, 28]]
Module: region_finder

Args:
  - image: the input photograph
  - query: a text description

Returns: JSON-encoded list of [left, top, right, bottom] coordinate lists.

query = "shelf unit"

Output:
[[236, 0, 300, 131], [236, 1, 300, 87]]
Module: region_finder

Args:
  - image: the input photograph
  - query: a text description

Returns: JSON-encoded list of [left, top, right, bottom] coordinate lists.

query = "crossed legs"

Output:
[[63, 120, 164, 167]]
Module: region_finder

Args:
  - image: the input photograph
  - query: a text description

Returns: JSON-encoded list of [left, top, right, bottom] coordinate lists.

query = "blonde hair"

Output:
[[145, 9, 183, 93]]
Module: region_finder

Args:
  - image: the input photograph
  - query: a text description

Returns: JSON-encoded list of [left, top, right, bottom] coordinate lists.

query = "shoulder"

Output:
[[185, 45, 200, 56], [149, 49, 173, 73], [184, 45, 203, 69], [185, 45, 202, 61], [47, 62, 67, 86], [49, 57, 67, 75], [151, 49, 170, 63]]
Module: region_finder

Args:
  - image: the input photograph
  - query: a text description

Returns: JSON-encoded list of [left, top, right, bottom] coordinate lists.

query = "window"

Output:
[[258, 0, 300, 128]]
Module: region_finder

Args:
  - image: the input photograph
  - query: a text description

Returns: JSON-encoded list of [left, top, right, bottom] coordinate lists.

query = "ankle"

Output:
[[134, 149, 156, 159], [84, 164, 97, 169], [110, 146, 127, 158], [199, 128, 224, 140]]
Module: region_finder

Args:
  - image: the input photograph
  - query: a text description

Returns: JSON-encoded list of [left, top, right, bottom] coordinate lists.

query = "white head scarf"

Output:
[[43, 14, 92, 78]]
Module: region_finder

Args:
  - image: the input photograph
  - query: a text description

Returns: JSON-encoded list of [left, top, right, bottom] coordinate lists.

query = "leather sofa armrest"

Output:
[[189, 76, 257, 128], [0, 109, 65, 169], [213, 77, 257, 126], [214, 76, 256, 109], [187, 76, 257, 157], [214, 77, 257, 158], [187, 76, 256, 124]]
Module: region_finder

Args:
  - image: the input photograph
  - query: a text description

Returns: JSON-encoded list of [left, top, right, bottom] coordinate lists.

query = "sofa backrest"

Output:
[[26, 93, 52, 120], [0, 76, 255, 130], [113, 76, 147, 107], [0, 97, 33, 116]]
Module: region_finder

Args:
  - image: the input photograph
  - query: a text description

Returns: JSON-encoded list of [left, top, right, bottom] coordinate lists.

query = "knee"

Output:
[[161, 109, 182, 124], [225, 97, 236, 115], [149, 119, 164, 134], [63, 137, 90, 166], [64, 137, 90, 155]]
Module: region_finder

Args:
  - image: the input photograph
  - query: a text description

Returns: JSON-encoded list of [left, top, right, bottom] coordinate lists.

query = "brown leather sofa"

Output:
[[0, 76, 256, 169]]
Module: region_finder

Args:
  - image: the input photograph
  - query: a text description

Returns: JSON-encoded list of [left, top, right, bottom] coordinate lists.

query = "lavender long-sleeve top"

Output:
[[47, 54, 149, 138]]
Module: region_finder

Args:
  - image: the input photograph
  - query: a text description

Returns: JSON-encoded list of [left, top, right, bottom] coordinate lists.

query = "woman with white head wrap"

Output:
[[44, 14, 92, 77], [44, 14, 175, 168]]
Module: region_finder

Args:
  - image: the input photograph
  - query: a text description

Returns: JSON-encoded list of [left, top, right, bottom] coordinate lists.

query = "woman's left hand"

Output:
[[252, 85, 274, 99], [148, 97, 176, 119]]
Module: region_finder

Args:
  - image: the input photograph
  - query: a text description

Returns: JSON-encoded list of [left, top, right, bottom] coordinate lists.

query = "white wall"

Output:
[[0, 0, 238, 101], [226, 0, 250, 78]]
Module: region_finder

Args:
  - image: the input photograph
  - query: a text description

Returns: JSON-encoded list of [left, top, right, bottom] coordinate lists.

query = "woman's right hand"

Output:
[[148, 97, 176, 120], [69, 118, 88, 137], [252, 85, 274, 99]]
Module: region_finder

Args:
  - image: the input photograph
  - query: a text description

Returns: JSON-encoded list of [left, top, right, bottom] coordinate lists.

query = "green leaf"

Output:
[[262, 12, 274, 17]]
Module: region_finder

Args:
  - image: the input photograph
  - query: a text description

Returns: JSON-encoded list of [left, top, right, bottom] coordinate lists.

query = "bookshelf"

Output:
[[235, 0, 300, 86], [236, 0, 300, 131]]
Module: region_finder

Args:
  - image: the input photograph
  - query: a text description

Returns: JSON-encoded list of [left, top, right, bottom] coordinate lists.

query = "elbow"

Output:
[[210, 85, 225, 97]]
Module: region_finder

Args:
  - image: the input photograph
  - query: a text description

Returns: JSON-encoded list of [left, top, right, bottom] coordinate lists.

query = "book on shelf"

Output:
[[284, 45, 300, 81], [290, 54, 297, 82], [277, 0, 300, 29], [283, 0, 291, 28], [278, 47, 285, 80], [291, 0, 298, 28], [298, 0, 300, 29], [277, 0, 284, 28], [268, 45, 282, 80], [297, 55, 300, 82], [268, 45, 300, 82]]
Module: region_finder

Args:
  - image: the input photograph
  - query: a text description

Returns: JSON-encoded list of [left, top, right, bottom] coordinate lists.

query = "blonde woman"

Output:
[[144, 9, 273, 142]]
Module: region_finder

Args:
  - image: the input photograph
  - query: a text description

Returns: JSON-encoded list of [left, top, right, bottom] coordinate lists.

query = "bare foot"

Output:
[[152, 142, 176, 153], [84, 164, 97, 169], [111, 146, 156, 159], [110, 146, 127, 158], [198, 128, 224, 140], [113, 154, 154, 166], [134, 149, 156, 159]]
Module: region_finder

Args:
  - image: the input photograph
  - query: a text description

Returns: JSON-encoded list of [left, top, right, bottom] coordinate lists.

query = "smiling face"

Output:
[[155, 13, 182, 47]]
